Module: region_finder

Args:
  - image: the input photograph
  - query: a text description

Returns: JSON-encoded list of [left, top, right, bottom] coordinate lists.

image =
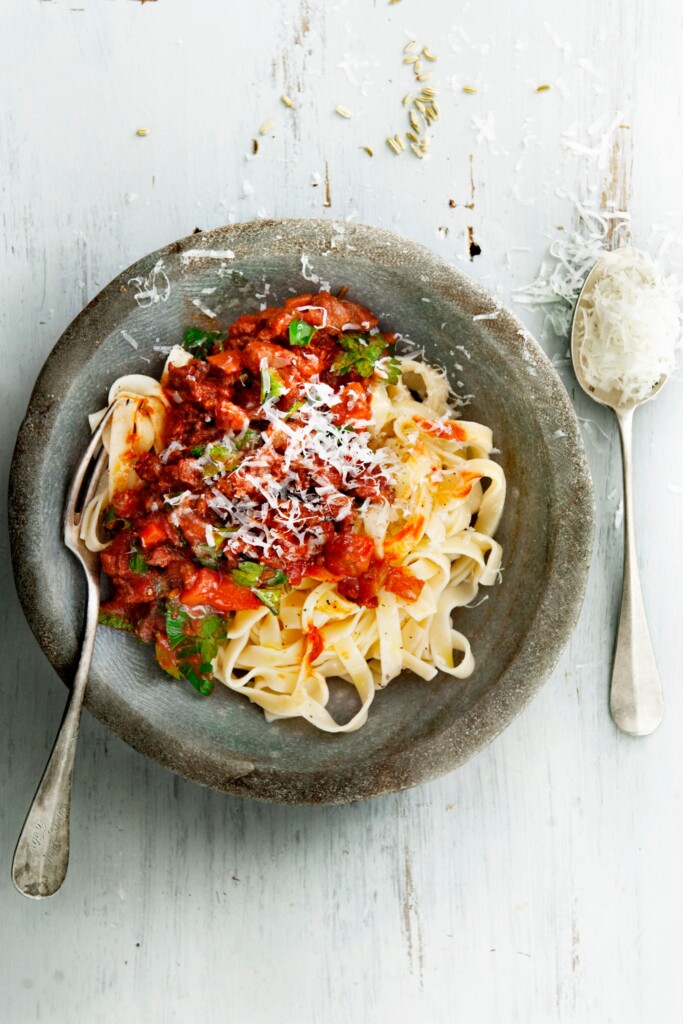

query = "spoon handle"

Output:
[[11, 575, 99, 898], [610, 409, 663, 736]]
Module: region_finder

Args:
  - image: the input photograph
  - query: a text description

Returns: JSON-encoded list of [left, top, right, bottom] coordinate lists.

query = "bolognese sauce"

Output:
[[97, 291, 424, 693]]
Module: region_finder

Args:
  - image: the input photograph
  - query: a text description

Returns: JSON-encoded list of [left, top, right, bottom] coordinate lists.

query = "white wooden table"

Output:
[[2, 2, 682, 1021]]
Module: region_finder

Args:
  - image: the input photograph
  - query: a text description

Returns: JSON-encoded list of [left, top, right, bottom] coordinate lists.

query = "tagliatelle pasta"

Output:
[[82, 290, 505, 732]]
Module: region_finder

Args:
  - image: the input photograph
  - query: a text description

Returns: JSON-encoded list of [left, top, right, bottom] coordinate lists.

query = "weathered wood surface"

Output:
[[2, 1, 682, 1021]]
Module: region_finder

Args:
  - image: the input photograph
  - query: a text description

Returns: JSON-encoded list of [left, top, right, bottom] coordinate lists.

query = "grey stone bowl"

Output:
[[9, 219, 594, 804]]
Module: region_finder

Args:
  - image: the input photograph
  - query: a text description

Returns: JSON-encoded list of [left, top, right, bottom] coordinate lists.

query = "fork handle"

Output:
[[12, 575, 100, 898], [610, 408, 664, 736]]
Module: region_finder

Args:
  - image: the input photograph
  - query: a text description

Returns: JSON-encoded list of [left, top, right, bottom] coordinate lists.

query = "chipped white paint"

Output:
[[2, 1, 683, 1022]]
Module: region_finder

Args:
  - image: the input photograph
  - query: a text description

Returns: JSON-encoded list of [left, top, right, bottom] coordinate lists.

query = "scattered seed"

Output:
[[426, 104, 438, 120], [136, 128, 150, 136], [280, 94, 293, 108], [421, 86, 437, 97], [402, 93, 412, 106], [414, 60, 423, 75], [394, 134, 405, 151], [361, 146, 374, 156], [462, 85, 477, 94], [406, 131, 418, 144], [388, 0, 402, 4], [416, 74, 432, 82], [414, 98, 427, 114], [259, 119, 275, 135], [419, 138, 428, 152], [422, 47, 438, 61], [403, 54, 418, 64], [252, 138, 259, 155], [409, 143, 424, 159], [403, 40, 415, 53], [335, 105, 352, 118], [536, 84, 551, 92], [431, 100, 440, 117], [409, 110, 422, 133], [386, 136, 401, 154]]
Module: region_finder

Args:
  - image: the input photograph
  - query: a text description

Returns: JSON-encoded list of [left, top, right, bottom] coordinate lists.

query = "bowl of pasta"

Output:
[[10, 219, 594, 803]]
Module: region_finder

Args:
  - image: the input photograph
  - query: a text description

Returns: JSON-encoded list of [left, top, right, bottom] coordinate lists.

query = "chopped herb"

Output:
[[202, 442, 242, 478], [181, 664, 214, 696], [288, 319, 317, 347], [231, 561, 265, 588], [253, 588, 282, 615], [191, 444, 205, 457], [129, 547, 150, 575], [284, 399, 305, 420], [194, 543, 223, 569], [208, 443, 234, 462], [162, 603, 228, 695], [382, 356, 402, 385], [165, 605, 191, 648], [234, 428, 260, 451], [260, 366, 287, 404], [98, 610, 133, 633], [102, 505, 130, 532], [231, 561, 289, 614], [333, 333, 387, 378], [182, 326, 223, 359]]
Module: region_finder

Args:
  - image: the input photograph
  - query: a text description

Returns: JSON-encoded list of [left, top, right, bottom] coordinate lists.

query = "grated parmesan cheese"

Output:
[[575, 249, 680, 405]]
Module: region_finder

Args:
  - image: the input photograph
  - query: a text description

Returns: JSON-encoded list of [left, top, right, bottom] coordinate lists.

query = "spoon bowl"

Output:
[[571, 246, 671, 414]]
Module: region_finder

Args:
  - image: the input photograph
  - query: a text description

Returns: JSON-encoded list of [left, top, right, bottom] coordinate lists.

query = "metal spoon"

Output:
[[571, 246, 666, 736]]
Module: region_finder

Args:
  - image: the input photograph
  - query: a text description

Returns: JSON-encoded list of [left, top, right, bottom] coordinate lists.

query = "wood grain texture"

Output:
[[2, 1, 683, 1021]]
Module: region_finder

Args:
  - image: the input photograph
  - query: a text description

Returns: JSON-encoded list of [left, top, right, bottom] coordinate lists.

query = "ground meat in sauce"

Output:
[[97, 291, 422, 690]]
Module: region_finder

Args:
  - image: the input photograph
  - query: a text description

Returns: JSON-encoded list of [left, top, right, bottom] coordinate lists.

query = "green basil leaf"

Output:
[[97, 610, 133, 633], [253, 587, 282, 615], [333, 333, 388, 377], [231, 561, 265, 588], [284, 400, 305, 421], [288, 319, 317, 347], [194, 543, 223, 569], [234, 428, 260, 451], [383, 356, 402, 385], [260, 366, 287, 404], [129, 548, 150, 575], [182, 327, 223, 359], [165, 604, 191, 649], [180, 662, 214, 696]]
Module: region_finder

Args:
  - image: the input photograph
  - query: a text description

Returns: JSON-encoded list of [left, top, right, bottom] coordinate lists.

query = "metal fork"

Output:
[[12, 403, 117, 899]]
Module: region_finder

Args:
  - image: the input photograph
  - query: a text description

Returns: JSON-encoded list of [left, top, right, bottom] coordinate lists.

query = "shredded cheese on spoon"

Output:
[[575, 249, 680, 405]]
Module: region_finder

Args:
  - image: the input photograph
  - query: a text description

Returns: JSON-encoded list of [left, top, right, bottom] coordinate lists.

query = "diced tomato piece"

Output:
[[179, 568, 261, 613], [331, 382, 372, 425], [306, 625, 325, 664], [384, 567, 425, 603], [323, 533, 375, 578], [207, 349, 243, 374], [138, 520, 169, 551], [414, 417, 467, 441]]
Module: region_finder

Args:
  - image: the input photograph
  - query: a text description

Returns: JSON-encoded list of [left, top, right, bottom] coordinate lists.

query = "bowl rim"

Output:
[[9, 217, 595, 804]]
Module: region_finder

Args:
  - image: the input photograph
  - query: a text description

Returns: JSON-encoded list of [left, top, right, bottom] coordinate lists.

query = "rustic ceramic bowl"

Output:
[[9, 219, 594, 804]]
